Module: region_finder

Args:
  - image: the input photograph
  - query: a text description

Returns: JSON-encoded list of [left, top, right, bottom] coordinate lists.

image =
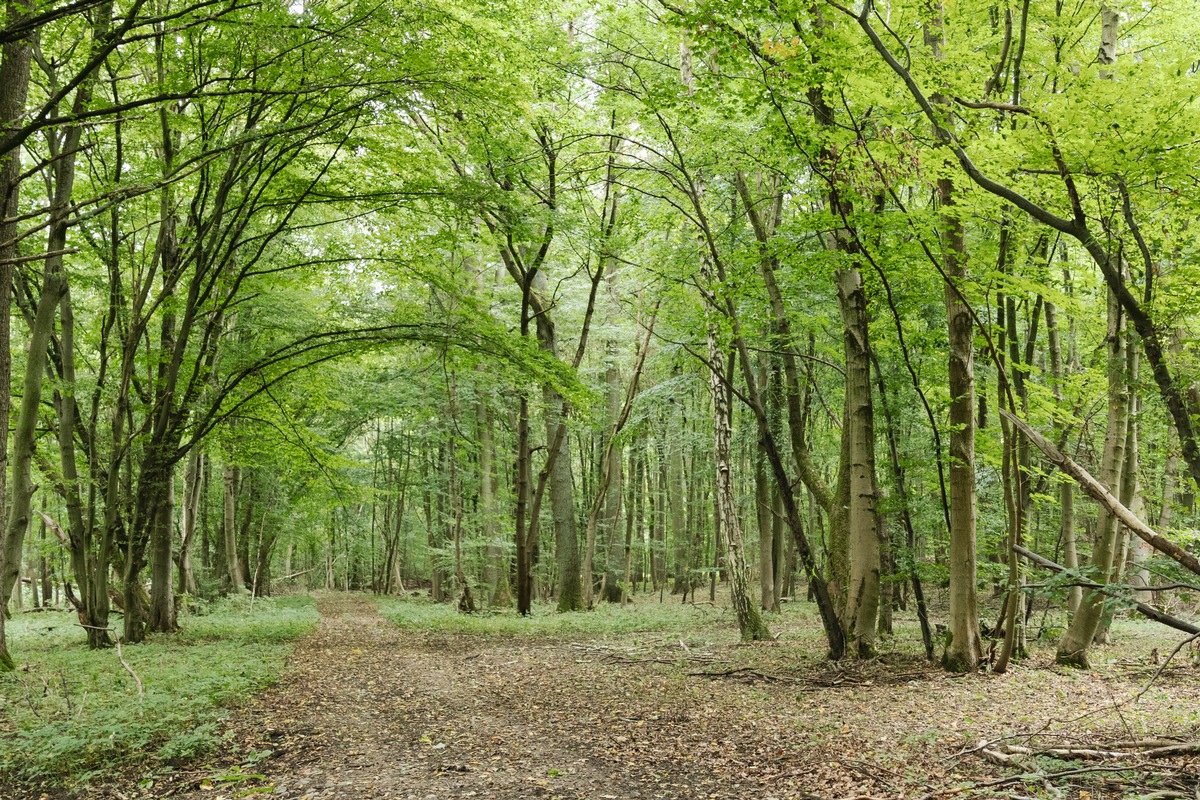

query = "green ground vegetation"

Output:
[[0, 595, 317, 787]]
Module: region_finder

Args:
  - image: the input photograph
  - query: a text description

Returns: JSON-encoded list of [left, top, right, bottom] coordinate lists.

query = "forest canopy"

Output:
[[1, 0, 1199, 679]]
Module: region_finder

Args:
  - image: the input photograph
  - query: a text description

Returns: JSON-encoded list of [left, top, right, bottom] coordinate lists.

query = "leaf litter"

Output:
[[75, 593, 1199, 799]]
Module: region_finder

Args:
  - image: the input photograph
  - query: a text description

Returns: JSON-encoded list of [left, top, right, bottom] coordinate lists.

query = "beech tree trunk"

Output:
[[223, 464, 247, 593], [543, 382, 582, 611], [670, 396, 690, 594], [652, 430, 668, 593], [179, 449, 202, 596], [1095, 349, 1140, 644], [755, 440, 775, 612], [1057, 287, 1129, 667], [598, 342, 624, 604], [1045, 295, 1082, 617], [921, 0, 984, 673], [477, 383, 508, 605], [835, 268, 881, 657], [0, 187, 68, 670]]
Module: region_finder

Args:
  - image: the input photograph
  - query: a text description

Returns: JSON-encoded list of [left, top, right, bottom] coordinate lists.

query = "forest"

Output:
[[1, 0, 1199, 796]]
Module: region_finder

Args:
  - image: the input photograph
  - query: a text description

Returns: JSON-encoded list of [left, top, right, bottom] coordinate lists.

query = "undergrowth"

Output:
[[0, 594, 317, 789], [377, 592, 826, 643]]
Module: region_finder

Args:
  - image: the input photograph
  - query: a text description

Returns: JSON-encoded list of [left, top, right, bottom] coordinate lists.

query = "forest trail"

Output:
[[162, 593, 653, 800], [90, 593, 1200, 800]]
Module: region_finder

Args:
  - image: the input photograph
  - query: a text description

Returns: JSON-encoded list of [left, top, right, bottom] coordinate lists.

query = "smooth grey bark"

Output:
[[598, 342, 625, 604], [1045, 295, 1082, 617], [652, 429, 668, 592], [835, 268, 881, 657], [543, 381, 582, 612], [1057, 287, 1130, 667], [921, 0, 983, 674], [669, 392, 690, 594], [1095, 349, 1140, 644], [223, 464, 247, 593], [755, 437, 775, 611], [179, 449, 202, 595], [477, 381, 507, 605]]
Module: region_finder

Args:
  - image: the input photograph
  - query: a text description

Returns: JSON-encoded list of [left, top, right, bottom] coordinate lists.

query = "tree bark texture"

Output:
[[1057, 289, 1129, 667], [706, 328, 770, 641]]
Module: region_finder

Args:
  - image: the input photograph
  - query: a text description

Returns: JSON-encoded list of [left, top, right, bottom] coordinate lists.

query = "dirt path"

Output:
[[108, 594, 1199, 800], [164, 594, 656, 799]]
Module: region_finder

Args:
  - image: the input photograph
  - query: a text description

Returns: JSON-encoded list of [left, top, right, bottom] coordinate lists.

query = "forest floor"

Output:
[[63, 592, 1200, 799]]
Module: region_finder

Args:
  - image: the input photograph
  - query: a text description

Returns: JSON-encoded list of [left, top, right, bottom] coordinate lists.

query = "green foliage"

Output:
[[378, 596, 729, 640], [0, 596, 317, 787]]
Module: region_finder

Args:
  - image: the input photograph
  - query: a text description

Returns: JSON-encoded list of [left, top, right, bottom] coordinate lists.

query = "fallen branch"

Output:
[[1110, 739, 1187, 749], [1002, 409, 1200, 577], [1022, 580, 1200, 593], [1140, 742, 1200, 758], [37, 511, 70, 547], [994, 739, 1200, 761], [78, 623, 143, 700], [1135, 630, 1200, 701], [978, 746, 1026, 768], [276, 568, 315, 582], [687, 666, 803, 684], [999, 744, 1133, 759], [1014, 546, 1200, 635]]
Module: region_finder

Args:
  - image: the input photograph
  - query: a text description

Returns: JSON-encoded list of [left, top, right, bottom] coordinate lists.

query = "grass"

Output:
[[378, 592, 758, 641], [0, 594, 317, 789]]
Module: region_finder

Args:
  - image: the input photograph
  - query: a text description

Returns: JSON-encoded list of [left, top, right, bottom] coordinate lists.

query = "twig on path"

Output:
[[569, 642, 722, 666], [914, 763, 1152, 800], [842, 758, 901, 793], [687, 666, 803, 684]]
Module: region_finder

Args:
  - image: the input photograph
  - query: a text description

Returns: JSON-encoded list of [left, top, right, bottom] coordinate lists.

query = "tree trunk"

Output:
[[917, 1, 985, 670], [1045, 295, 1083, 617], [223, 464, 246, 593], [621, 441, 642, 602], [0, 247, 68, 668], [652, 429, 668, 593], [0, 0, 32, 667], [478, 378, 507, 605], [755, 439, 775, 612], [731, 173, 845, 657], [670, 396, 689, 594], [599, 342, 625, 604], [1057, 286, 1129, 667], [179, 449, 202, 596], [147, 464, 177, 632], [1095, 348, 1140, 644], [835, 268, 881, 657], [544, 384, 582, 612], [707, 335, 769, 640], [514, 392, 534, 614], [876, 510, 893, 637]]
